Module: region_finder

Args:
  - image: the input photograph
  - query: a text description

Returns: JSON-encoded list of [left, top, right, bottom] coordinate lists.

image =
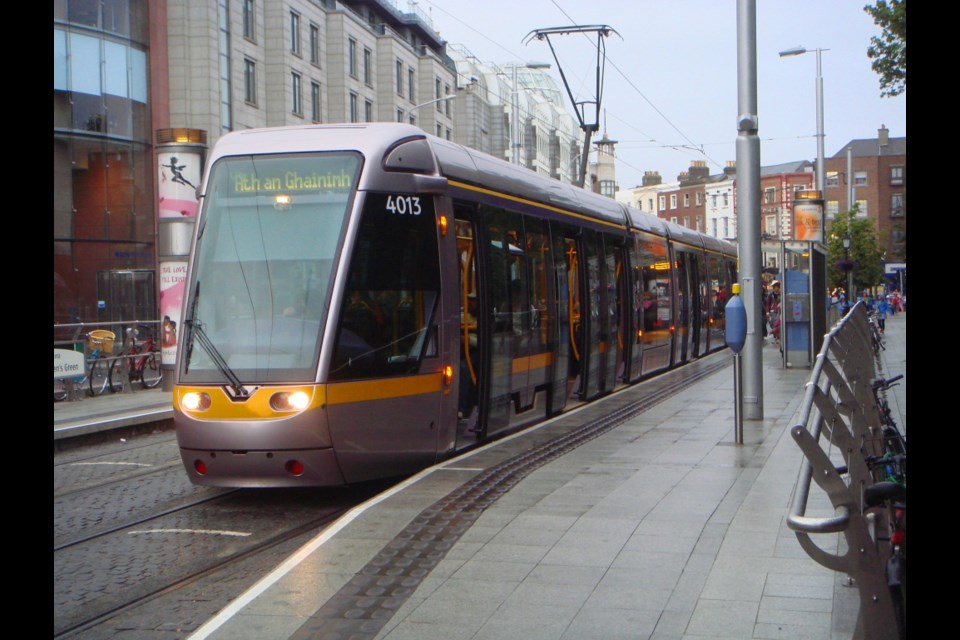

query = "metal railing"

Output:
[[53, 320, 162, 401], [785, 301, 899, 640]]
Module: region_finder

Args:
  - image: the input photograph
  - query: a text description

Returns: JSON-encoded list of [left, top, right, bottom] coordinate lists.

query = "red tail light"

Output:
[[285, 460, 305, 476]]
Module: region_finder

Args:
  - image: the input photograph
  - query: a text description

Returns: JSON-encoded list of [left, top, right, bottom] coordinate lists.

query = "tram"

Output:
[[172, 123, 737, 487]]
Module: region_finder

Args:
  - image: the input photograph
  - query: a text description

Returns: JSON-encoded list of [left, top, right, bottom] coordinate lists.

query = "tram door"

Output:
[[456, 205, 557, 441], [673, 249, 693, 364], [454, 212, 484, 438], [557, 229, 584, 401]]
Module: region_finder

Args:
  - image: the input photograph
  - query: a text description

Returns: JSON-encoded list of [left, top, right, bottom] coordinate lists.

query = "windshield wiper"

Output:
[[183, 281, 249, 398]]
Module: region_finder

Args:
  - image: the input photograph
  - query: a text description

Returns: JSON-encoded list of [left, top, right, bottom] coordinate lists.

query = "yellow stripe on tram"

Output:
[[327, 373, 443, 405]]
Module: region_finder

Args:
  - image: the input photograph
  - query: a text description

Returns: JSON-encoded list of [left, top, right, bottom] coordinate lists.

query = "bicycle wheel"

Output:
[[88, 357, 111, 396], [108, 356, 128, 393], [54, 378, 69, 402], [140, 353, 163, 389]]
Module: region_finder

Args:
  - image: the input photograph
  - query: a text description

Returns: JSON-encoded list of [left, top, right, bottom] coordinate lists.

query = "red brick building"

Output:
[[823, 126, 906, 261]]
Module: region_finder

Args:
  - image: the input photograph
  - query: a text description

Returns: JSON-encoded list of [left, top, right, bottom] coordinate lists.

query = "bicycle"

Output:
[[871, 374, 905, 456], [863, 474, 906, 640], [868, 310, 886, 356], [109, 327, 163, 392], [85, 329, 116, 397]]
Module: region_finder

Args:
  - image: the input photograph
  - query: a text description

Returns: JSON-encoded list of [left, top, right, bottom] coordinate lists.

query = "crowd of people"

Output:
[[762, 280, 904, 346]]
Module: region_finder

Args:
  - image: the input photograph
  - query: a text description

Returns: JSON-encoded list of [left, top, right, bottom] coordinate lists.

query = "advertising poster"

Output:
[[158, 151, 201, 218], [160, 261, 188, 365], [793, 201, 824, 243]]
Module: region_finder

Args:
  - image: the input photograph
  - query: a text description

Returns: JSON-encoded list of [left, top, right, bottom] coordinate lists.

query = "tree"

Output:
[[827, 208, 885, 292], [864, 1, 906, 97]]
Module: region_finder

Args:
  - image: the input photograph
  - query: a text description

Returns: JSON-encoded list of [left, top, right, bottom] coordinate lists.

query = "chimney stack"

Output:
[[642, 171, 662, 186], [878, 124, 889, 147], [723, 161, 736, 178]]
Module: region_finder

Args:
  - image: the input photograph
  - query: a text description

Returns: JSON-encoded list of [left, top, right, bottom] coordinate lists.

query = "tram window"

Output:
[[330, 193, 440, 380]]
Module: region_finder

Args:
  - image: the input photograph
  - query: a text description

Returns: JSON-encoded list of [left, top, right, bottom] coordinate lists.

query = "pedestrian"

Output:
[[767, 281, 781, 344], [876, 296, 890, 333]]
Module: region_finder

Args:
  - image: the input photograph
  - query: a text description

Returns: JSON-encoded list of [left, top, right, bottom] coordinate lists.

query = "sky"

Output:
[[413, 0, 906, 188]]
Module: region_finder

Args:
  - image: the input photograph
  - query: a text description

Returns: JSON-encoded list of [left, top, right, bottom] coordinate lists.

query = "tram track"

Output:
[[54, 505, 351, 639]]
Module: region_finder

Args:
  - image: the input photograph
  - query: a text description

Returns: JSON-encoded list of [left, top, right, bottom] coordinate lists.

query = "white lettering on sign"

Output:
[[54, 348, 86, 379], [385, 195, 422, 216]]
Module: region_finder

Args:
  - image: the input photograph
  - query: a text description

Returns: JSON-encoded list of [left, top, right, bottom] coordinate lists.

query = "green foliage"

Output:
[[864, 0, 906, 97], [827, 208, 885, 291]]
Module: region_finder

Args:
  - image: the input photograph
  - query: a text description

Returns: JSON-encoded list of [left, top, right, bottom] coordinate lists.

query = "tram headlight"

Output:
[[269, 390, 311, 412], [182, 391, 212, 412]]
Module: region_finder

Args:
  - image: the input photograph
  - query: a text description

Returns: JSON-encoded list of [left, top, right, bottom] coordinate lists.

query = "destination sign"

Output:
[[231, 169, 355, 194], [218, 153, 361, 196]]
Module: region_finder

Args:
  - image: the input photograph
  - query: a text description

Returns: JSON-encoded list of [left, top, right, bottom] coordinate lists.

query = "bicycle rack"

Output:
[[786, 303, 900, 640]]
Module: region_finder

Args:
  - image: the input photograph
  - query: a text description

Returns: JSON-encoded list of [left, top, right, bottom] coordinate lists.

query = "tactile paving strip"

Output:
[[290, 361, 725, 639]]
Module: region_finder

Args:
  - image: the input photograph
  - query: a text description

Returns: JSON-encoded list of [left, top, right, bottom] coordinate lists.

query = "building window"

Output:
[[683, 216, 690, 228], [290, 11, 301, 55], [683, 193, 690, 207], [408, 67, 416, 102], [763, 187, 776, 204], [722, 193, 729, 207], [648, 198, 654, 211], [890, 193, 904, 218], [364, 99, 373, 122], [659, 196, 666, 211], [436, 124, 442, 137], [711, 194, 717, 207], [890, 166, 904, 185], [669, 194, 677, 209], [446, 128, 452, 140], [723, 218, 729, 239], [670, 216, 677, 224], [826, 200, 839, 219], [311, 81, 321, 122], [435, 77, 442, 110], [218, 0, 232, 132], [396, 59, 403, 96], [243, 59, 257, 105], [363, 48, 372, 86], [600, 180, 616, 197], [764, 215, 777, 236], [854, 171, 868, 186], [243, 0, 255, 41], [349, 92, 359, 123], [396, 108, 404, 123], [695, 192, 702, 206], [291, 71, 302, 115], [855, 199, 868, 217], [348, 38, 357, 78], [309, 24, 320, 66], [826, 171, 839, 187], [695, 218, 702, 232], [409, 115, 416, 125], [445, 84, 452, 115]]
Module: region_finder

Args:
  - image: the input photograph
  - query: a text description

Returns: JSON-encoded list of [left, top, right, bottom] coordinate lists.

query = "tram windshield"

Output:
[[180, 152, 362, 383]]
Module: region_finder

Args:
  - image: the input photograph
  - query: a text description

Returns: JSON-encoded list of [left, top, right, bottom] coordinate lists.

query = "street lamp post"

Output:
[[509, 62, 551, 165], [409, 94, 457, 114], [779, 46, 828, 193], [842, 231, 853, 313]]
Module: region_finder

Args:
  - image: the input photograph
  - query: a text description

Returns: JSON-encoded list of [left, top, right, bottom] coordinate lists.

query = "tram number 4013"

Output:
[[385, 195, 422, 216]]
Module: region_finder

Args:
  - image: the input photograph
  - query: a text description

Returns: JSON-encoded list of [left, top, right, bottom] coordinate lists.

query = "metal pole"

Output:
[[736, 0, 764, 419], [734, 352, 744, 443], [815, 49, 825, 194], [512, 65, 520, 165]]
